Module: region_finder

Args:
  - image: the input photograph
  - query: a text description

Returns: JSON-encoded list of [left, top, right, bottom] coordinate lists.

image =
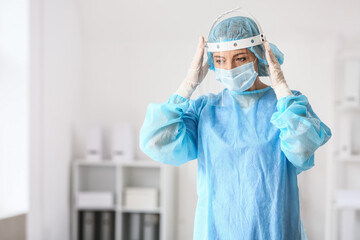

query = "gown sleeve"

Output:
[[270, 91, 332, 174], [139, 94, 201, 166]]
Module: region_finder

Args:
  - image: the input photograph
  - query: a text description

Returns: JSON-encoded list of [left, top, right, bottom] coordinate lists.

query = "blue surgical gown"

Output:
[[139, 86, 332, 240]]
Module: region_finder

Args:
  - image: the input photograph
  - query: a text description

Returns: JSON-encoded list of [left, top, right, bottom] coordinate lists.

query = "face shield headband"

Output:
[[205, 7, 266, 53]]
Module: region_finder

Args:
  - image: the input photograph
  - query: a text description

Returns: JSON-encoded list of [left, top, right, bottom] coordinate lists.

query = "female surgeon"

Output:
[[139, 8, 332, 240]]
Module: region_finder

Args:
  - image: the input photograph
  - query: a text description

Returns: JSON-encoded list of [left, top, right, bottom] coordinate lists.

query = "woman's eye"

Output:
[[236, 57, 246, 62], [215, 59, 225, 64]]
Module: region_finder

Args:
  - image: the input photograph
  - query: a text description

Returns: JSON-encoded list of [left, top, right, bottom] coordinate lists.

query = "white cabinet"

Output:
[[71, 159, 176, 240], [325, 55, 360, 240]]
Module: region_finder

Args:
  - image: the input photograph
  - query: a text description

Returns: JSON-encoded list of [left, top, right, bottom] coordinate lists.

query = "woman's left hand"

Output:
[[263, 40, 286, 87], [263, 40, 293, 99]]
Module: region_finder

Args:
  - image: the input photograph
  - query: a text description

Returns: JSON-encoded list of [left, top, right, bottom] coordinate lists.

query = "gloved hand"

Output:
[[263, 40, 293, 100], [175, 36, 209, 99]]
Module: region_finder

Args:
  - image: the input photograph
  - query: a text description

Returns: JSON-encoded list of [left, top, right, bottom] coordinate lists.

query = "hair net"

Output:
[[207, 16, 284, 77]]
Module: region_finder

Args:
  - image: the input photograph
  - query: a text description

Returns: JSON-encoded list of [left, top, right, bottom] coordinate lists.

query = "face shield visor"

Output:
[[194, 7, 284, 106]]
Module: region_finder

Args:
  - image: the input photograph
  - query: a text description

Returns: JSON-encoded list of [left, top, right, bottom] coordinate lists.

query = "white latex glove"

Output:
[[175, 36, 209, 99], [263, 40, 293, 100]]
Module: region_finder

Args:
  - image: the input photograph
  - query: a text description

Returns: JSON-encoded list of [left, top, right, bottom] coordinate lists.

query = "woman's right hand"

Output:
[[175, 36, 209, 99], [187, 36, 209, 85]]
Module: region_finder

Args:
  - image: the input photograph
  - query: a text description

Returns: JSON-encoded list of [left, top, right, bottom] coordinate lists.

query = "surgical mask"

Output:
[[214, 60, 258, 92]]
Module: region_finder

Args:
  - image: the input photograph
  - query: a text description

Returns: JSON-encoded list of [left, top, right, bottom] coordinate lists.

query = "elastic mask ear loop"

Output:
[[221, 87, 224, 107], [217, 67, 225, 107], [264, 56, 271, 78], [214, 58, 225, 107], [254, 58, 259, 73], [220, 66, 225, 107]]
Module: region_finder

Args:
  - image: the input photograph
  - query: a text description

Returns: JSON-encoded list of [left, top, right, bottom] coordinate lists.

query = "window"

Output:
[[0, 0, 29, 219]]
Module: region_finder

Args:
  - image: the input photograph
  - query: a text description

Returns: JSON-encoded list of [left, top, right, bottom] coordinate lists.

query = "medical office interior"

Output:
[[1, 0, 360, 239]]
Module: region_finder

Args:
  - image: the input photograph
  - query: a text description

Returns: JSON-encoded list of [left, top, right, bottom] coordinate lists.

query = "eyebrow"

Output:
[[213, 52, 248, 58], [233, 52, 248, 57]]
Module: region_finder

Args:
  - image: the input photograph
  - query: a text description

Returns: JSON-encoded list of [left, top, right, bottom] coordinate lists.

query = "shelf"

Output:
[[74, 159, 161, 168], [334, 105, 360, 111], [119, 206, 162, 214], [72, 157, 175, 240], [75, 160, 118, 167], [75, 206, 162, 213], [332, 190, 360, 210], [120, 161, 162, 168], [332, 204, 360, 210], [335, 155, 360, 162], [76, 206, 116, 211]]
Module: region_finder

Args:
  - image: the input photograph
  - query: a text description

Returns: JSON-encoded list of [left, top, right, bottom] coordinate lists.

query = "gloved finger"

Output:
[[190, 36, 206, 70], [198, 62, 209, 81], [263, 40, 280, 68], [263, 40, 285, 85]]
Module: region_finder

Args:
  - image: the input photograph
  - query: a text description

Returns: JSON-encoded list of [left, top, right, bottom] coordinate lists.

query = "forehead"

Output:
[[213, 48, 250, 57]]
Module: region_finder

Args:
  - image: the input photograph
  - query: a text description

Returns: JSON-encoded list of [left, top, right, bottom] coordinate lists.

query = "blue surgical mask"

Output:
[[215, 61, 258, 92]]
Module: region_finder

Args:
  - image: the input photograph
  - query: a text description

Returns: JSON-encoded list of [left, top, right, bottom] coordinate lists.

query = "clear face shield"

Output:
[[194, 7, 284, 106]]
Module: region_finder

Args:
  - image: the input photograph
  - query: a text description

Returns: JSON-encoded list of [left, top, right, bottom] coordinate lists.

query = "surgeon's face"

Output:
[[213, 48, 258, 71]]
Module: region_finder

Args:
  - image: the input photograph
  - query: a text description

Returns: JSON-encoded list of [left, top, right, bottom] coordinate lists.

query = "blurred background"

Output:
[[1, 0, 360, 239]]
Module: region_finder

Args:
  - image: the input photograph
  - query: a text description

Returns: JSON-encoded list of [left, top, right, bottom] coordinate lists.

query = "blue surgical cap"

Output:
[[207, 16, 284, 76]]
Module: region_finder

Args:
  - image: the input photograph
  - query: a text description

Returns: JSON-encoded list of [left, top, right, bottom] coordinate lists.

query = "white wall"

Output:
[[29, 0, 83, 239], [30, 0, 360, 239], [42, 0, 83, 238]]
